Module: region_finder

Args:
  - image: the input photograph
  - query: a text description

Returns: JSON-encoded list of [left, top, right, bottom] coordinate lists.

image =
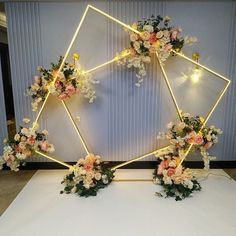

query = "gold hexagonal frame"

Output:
[[32, 5, 230, 172]]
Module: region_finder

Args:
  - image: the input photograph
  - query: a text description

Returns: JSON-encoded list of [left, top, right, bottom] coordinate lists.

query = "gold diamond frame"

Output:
[[31, 5, 230, 171]]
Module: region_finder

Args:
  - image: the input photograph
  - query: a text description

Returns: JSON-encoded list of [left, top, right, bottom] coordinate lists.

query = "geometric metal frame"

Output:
[[31, 5, 231, 171]]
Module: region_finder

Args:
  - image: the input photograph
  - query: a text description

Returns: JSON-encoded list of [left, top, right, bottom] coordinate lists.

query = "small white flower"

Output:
[[167, 122, 174, 129], [156, 31, 164, 39], [143, 25, 154, 33], [42, 129, 49, 136], [14, 134, 20, 141], [23, 118, 30, 124], [16, 153, 26, 160]]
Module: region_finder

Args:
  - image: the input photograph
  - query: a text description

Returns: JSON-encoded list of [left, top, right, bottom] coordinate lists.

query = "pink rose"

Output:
[[58, 93, 68, 100], [27, 136, 36, 146], [157, 160, 169, 175], [167, 168, 175, 177], [55, 80, 62, 89], [84, 163, 93, 172], [34, 75, 41, 84], [65, 85, 76, 97], [204, 141, 213, 150], [164, 43, 173, 52], [41, 141, 49, 152], [149, 33, 157, 43], [194, 135, 203, 145], [5, 154, 15, 167]]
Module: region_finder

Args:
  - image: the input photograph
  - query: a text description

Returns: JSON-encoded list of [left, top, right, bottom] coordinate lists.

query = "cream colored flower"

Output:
[[48, 85, 56, 94], [16, 153, 26, 160], [130, 33, 139, 42], [143, 41, 151, 49], [141, 31, 150, 40], [42, 129, 49, 136], [133, 41, 140, 51], [23, 118, 30, 124], [21, 128, 29, 136], [95, 172, 101, 181], [14, 134, 20, 141], [143, 25, 154, 33], [156, 31, 164, 39]]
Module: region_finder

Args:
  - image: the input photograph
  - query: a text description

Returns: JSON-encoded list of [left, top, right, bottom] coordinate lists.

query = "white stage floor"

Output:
[[0, 169, 236, 236]]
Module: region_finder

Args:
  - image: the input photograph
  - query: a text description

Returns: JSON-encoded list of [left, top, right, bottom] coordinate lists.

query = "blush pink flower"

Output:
[[204, 141, 213, 150], [65, 84, 76, 97], [84, 163, 93, 172], [194, 135, 203, 145], [58, 93, 68, 100], [164, 43, 173, 52], [171, 29, 179, 40], [34, 75, 41, 84], [27, 136, 36, 146], [167, 168, 175, 177], [149, 33, 157, 43], [5, 154, 15, 167], [157, 160, 169, 175], [41, 140, 49, 152]]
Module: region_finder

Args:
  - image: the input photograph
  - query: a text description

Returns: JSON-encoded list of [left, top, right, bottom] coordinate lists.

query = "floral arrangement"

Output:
[[0, 119, 54, 171], [119, 15, 197, 86], [153, 154, 201, 201], [61, 154, 114, 197], [28, 56, 98, 111], [157, 112, 222, 169]]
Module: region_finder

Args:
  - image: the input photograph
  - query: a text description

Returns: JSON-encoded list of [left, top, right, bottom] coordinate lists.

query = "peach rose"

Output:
[[171, 29, 179, 40], [41, 140, 49, 152], [5, 154, 15, 166], [27, 136, 36, 146], [65, 84, 76, 96], [149, 33, 157, 43], [58, 93, 68, 100], [167, 168, 175, 177], [34, 75, 41, 84], [194, 135, 203, 145], [164, 43, 173, 52]]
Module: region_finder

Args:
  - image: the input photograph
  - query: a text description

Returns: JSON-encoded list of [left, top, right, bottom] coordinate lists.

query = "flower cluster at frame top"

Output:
[[61, 154, 114, 197], [0, 119, 54, 171], [28, 56, 98, 111], [119, 15, 197, 86]]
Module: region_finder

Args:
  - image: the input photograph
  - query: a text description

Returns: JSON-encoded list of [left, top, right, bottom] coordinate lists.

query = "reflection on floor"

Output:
[[0, 169, 235, 216]]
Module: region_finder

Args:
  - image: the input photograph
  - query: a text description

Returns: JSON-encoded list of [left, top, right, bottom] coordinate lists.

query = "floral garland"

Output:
[[61, 154, 114, 197], [28, 56, 98, 111], [153, 155, 201, 201], [0, 119, 54, 171], [119, 15, 197, 86]]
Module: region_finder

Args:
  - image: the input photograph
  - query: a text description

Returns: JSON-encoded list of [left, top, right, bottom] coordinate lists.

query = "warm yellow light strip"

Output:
[[172, 50, 231, 83], [111, 146, 170, 170], [32, 5, 90, 129], [35, 150, 73, 169], [178, 80, 231, 166], [156, 52, 183, 121], [33, 92, 51, 129], [88, 5, 141, 35], [84, 51, 130, 74], [61, 100, 90, 155]]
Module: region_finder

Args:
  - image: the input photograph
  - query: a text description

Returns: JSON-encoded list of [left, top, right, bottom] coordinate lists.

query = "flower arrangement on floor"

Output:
[[61, 154, 114, 197], [153, 154, 201, 201], [0, 119, 54, 171], [157, 112, 222, 169], [118, 15, 197, 86], [28, 56, 98, 111]]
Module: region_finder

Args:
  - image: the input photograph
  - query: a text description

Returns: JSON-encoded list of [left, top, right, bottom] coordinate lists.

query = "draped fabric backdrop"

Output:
[[2, 0, 236, 162]]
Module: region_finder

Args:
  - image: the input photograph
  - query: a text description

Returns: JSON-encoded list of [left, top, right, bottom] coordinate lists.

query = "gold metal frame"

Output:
[[32, 5, 230, 172]]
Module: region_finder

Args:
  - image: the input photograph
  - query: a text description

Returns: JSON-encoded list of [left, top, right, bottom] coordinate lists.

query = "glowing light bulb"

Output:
[[191, 68, 201, 83]]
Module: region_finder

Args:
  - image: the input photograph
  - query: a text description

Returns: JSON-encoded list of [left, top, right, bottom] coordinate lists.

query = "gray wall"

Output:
[[3, 0, 236, 162]]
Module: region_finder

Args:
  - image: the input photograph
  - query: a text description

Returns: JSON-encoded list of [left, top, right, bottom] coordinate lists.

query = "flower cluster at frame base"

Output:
[[0, 119, 54, 171], [28, 56, 98, 112], [153, 112, 222, 200], [61, 154, 114, 197], [153, 155, 201, 201], [118, 15, 197, 86]]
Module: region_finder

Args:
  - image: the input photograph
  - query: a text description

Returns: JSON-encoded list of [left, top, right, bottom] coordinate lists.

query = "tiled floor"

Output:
[[0, 169, 235, 216]]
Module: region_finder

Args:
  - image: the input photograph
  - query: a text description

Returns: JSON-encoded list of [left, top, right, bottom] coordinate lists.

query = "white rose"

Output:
[[130, 33, 139, 42], [16, 153, 26, 160], [143, 41, 151, 49], [133, 41, 140, 51], [14, 134, 20, 141], [95, 172, 102, 181], [143, 25, 153, 33], [42, 129, 49, 136], [156, 31, 164, 39]]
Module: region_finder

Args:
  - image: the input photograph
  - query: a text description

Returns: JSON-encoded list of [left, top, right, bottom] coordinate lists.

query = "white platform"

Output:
[[0, 169, 236, 236]]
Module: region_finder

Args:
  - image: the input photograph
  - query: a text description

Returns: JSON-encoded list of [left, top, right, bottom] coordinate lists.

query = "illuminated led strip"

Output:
[[35, 150, 73, 169], [171, 50, 231, 166], [156, 52, 183, 121], [84, 51, 130, 74], [111, 146, 171, 170], [61, 100, 90, 155]]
